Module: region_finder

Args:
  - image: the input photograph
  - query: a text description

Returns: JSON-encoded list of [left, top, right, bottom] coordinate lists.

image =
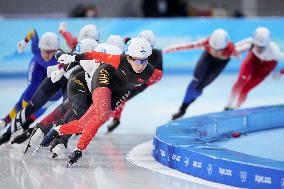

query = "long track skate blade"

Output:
[[52, 153, 58, 159], [66, 161, 73, 168], [32, 146, 41, 156], [23, 144, 31, 154], [23, 126, 38, 154]]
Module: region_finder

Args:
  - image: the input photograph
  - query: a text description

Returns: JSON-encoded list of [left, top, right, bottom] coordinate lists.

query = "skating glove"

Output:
[[47, 65, 60, 77], [58, 22, 67, 33], [17, 40, 28, 53], [51, 69, 65, 83], [57, 54, 76, 64]]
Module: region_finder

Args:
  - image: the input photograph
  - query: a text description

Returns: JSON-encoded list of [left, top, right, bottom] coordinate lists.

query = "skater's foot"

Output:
[[50, 137, 67, 151], [11, 128, 33, 144], [107, 119, 120, 133], [224, 106, 235, 111], [50, 136, 68, 158], [0, 131, 11, 145], [172, 110, 185, 120], [40, 129, 59, 147], [51, 143, 66, 159], [67, 150, 82, 167]]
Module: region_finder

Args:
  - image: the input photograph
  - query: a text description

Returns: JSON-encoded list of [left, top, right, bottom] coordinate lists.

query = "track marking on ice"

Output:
[[126, 140, 242, 189]]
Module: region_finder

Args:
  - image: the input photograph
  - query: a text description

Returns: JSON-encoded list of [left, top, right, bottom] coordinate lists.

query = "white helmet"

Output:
[[101, 45, 122, 55], [138, 30, 156, 47], [106, 35, 125, 52], [252, 27, 271, 47], [209, 29, 229, 50], [95, 43, 108, 52], [75, 38, 99, 54], [125, 37, 152, 59], [93, 44, 121, 64], [78, 24, 100, 41], [38, 32, 60, 50]]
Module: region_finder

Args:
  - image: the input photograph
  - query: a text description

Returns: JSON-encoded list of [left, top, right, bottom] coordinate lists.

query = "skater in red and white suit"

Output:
[[225, 27, 284, 109]]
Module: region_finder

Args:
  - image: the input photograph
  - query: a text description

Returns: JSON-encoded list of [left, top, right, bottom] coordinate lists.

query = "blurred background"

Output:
[[0, 0, 284, 76], [0, 0, 284, 116], [1, 0, 284, 18]]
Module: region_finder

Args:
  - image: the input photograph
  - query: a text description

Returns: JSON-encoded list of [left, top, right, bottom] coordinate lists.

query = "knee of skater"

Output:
[[191, 79, 200, 86], [39, 124, 54, 135], [98, 111, 111, 123], [72, 105, 88, 117], [241, 75, 248, 81], [192, 76, 200, 82]]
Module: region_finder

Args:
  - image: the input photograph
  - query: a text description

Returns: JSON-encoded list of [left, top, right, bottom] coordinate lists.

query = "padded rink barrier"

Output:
[[153, 105, 284, 189]]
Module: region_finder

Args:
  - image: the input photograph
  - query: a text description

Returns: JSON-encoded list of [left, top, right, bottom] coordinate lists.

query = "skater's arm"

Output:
[[235, 38, 252, 54], [24, 29, 36, 43], [162, 38, 208, 53], [76, 52, 121, 69], [60, 30, 78, 49], [270, 43, 284, 76], [272, 42, 284, 62], [235, 37, 253, 47], [17, 29, 36, 54], [31, 30, 40, 54], [145, 69, 163, 86]]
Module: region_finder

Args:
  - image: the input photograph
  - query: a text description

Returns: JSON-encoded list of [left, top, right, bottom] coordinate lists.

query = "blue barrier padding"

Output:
[[153, 105, 284, 189], [1, 18, 284, 77]]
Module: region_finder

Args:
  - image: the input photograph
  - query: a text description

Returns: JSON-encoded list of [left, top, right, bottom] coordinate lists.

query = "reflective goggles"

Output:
[[254, 45, 266, 50], [42, 49, 57, 54], [130, 57, 148, 64]]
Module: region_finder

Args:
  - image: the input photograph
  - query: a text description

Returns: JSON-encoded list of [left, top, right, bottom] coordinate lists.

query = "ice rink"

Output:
[[0, 73, 284, 189]]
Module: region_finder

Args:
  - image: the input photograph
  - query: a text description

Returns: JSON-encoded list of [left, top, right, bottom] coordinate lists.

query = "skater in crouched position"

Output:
[[0, 29, 62, 141], [30, 44, 122, 158], [58, 22, 100, 50], [40, 38, 163, 167], [225, 27, 284, 109], [0, 29, 61, 127], [2, 24, 101, 144], [0, 39, 98, 146], [106, 30, 163, 133], [163, 28, 239, 120]]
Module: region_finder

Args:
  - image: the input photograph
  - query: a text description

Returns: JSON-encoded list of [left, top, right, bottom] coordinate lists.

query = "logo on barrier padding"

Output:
[[171, 154, 181, 162], [219, 167, 232, 176], [255, 174, 271, 184], [184, 157, 189, 167], [281, 178, 284, 189], [160, 149, 165, 157], [193, 160, 202, 169], [240, 171, 247, 183], [207, 164, 213, 175]]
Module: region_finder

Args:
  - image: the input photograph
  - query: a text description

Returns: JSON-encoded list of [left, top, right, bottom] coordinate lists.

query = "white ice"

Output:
[[0, 73, 284, 189], [1, 74, 284, 134]]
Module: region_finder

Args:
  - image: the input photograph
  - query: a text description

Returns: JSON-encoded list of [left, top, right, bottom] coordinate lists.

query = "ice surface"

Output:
[[0, 74, 283, 188]]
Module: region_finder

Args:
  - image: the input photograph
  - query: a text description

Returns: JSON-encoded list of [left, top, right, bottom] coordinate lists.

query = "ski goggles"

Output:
[[42, 49, 57, 54], [130, 57, 148, 65], [254, 45, 266, 50]]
